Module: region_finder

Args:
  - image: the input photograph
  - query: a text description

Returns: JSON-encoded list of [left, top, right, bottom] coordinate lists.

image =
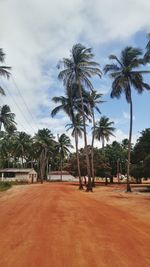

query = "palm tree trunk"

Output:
[[91, 110, 96, 187], [78, 80, 92, 192], [102, 137, 105, 150], [60, 158, 63, 181], [74, 127, 83, 189], [0, 121, 2, 131], [127, 97, 132, 192]]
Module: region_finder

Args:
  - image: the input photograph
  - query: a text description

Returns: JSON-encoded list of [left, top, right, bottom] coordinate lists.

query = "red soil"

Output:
[[0, 183, 149, 267]]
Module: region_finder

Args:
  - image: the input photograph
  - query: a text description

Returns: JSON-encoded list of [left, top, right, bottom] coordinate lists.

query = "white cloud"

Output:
[[0, 0, 150, 138], [123, 112, 135, 121]]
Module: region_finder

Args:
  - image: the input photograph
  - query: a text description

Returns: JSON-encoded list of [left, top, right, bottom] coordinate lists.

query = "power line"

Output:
[[4, 59, 40, 130], [11, 75, 40, 130], [0, 95, 27, 132], [0, 77, 36, 133]]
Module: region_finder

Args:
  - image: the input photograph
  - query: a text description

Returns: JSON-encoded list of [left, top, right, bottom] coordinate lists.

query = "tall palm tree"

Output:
[[0, 105, 16, 132], [55, 133, 73, 181], [104, 46, 150, 192], [95, 116, 115, 149], [88, 90, 104, 186], [58, 44, 102, 191], [0, 48, 11, 96], [51, 85, 90, 189]]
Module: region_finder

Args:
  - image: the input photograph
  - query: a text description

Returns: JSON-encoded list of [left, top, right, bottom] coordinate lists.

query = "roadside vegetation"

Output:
[[0, 181, 12, 191]]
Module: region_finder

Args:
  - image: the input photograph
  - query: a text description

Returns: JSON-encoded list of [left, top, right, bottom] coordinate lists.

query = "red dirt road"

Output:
[[0, 183, 149, 267]]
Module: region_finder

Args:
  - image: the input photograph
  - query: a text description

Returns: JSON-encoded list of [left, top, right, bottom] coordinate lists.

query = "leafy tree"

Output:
[[58, 44, 102, 191], [132, 128, 150, 163], [105, 141, 128, 176], [104, 46, 150, 191]]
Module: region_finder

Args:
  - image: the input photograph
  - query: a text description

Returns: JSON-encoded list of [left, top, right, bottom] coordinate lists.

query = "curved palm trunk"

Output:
[[127, 97, 132, 192], [91, 110, 96, 187], [78, 80, 92, 192], [74, 127, 83, 189]]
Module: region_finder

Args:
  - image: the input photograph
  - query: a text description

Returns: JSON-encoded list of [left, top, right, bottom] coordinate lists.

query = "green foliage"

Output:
[[0, 181, 12, 191], [95, 116, 115, 148], [105, 141, 128, 175]]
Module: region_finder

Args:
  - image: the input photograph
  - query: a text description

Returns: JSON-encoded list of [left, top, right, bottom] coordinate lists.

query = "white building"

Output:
[[0, 168, 37, 183], [48, 171, 78, 182]]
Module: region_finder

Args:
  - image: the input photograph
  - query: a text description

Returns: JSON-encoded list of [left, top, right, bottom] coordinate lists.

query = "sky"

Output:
[[0, 0, 150, 149]]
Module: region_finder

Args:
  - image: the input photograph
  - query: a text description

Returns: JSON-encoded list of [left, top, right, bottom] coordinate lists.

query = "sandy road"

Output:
[[0, 183, 149, 267]]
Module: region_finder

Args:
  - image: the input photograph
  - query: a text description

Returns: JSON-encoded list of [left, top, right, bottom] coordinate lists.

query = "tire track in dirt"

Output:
[[0, 183, 149, 267]]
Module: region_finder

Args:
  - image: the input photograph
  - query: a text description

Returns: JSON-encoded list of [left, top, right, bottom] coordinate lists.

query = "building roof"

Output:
[[0, 168, 36, 173], [50, 171, 71, 175]]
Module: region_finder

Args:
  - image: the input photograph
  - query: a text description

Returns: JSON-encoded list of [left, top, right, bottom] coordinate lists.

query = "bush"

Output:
[[0, 181, 12, 191]]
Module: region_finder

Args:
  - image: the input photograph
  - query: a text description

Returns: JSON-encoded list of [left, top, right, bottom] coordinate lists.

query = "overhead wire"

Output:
[[10, 75, 40, 130], [0, 76, 36, 133]]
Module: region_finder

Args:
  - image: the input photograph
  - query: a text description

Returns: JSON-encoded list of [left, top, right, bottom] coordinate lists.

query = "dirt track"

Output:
[[0, 183, 149, 267]]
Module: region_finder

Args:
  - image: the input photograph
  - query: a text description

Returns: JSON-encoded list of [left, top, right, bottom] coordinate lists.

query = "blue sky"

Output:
[[1, 0, 150, 148]]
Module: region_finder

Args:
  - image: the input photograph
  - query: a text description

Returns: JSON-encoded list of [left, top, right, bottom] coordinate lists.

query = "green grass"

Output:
[[0, 181, 12, 191]]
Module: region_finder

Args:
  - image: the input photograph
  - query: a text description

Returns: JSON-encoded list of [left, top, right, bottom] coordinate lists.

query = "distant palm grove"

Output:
[[0, 34, 150, 191]]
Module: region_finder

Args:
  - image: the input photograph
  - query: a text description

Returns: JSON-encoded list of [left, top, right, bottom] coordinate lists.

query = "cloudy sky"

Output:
[[1, 0, 150, 148]]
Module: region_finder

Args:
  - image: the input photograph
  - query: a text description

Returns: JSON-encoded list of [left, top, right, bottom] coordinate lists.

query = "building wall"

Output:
[[48, 174, 78, 181], [1, 173, 37, 183]]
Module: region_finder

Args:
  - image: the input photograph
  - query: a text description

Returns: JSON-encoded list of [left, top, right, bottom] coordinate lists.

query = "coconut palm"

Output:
[[58, 44, 102, 191], [66, 113, 84, 187], [51, 85, 90, 189], [87, 90, 104, 186], [0, 48, 11, 96], [55, 133, 73, 181], [0, 105, 16, 132], [33, 129, 55, 183], [104, 46, 150, 192], [95, 116, 115, 149], [14, 131, 32, 167]]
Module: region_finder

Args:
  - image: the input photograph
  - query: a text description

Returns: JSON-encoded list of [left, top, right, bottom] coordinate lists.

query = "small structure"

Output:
[[48, 171, 77, 182], [0, 168, 37, 183]]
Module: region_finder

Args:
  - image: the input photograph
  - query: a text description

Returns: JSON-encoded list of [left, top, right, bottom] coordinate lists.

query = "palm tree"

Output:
[[0, 48, 11, 96], [55, 133, 73, 181], [51, 85, 89, 189], [33, 129, 55, 183], [58, 44, 102, 191], [95, 116, 115, 149], [104, 46, 150, 192], [88, 90, 104, 186], [14, 132, 32, 167], [0, 105, 16, 132], [66, 113, 84, 187]]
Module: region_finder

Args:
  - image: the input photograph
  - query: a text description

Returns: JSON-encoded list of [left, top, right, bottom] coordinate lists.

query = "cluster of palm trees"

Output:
[[51, 34, 150, 192], [0, 128, 73, 182], [1, 33, 150, 192]]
